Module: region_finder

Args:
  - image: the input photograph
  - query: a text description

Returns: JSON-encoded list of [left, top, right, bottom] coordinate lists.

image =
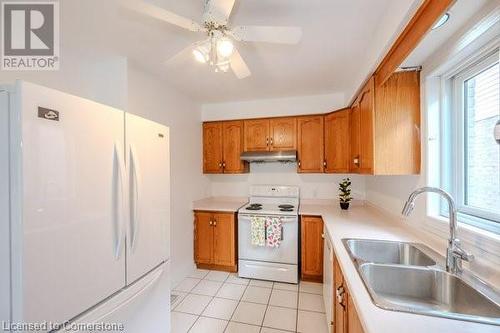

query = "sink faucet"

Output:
[[401, 187, 474, 274]]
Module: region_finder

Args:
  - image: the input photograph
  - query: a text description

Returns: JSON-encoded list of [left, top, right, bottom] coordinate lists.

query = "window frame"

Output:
[[441, 49, 500, 233]]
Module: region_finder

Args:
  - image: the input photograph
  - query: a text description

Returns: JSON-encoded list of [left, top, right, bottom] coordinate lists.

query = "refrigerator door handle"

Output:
[[112, 142, 126, 260], [129, 144, 142, 252]]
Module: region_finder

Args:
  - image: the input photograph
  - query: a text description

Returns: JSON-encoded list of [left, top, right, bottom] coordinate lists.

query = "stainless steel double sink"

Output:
[[343, 238, 500, 325]]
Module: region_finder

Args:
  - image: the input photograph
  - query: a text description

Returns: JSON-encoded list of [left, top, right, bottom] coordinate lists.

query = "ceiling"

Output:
[[61, 0, 422, 103]]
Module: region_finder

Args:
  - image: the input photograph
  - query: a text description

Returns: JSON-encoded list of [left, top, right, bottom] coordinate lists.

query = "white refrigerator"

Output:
[[0, 81, 171, 332]]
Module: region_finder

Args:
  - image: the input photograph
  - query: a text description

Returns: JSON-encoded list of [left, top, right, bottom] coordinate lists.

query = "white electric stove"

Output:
[[238, 185, 299, 284]]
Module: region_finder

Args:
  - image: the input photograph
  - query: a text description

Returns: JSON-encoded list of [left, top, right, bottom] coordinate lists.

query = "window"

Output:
[[441, 50, 500, 233]]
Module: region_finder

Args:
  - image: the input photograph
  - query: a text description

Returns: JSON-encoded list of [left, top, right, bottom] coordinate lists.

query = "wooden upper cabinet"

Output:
[[203, 122, 223, 173], [349, 105, 361, 172], [374, 71, 421, 175], [270, 117, 297, 151], [222, 121, 248, 173], [358, 77, 374, 174], [301, 216, 324, 282], [203, 121, 248, 174], [350, 71, 420, 175], [297, 116, 324, 173], [324, 109, 350, 173], [244, 119, 270, 151]]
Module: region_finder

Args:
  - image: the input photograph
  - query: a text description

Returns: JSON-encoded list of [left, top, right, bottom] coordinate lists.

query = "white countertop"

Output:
[[193, 197, 248, 212], [299, 202, 499, 333]]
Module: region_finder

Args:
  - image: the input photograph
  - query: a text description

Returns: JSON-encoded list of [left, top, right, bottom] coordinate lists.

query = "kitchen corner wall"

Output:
[[202, 93, 367, 200], [127, 63, 210, 284], [210, 163, 366, 200]]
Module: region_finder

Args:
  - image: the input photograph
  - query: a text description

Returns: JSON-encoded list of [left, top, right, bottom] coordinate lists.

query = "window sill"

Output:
[[425, 214, 500, 256]]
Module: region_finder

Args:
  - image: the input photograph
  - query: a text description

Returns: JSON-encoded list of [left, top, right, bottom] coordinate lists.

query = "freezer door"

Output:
[[11, 82, 127, 325], [125, 113, 170, 284], [60, 262, 170, 333]]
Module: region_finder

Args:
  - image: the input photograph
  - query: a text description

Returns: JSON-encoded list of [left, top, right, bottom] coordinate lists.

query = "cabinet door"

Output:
[[270, 117, 297, 151], [297, 116, 324, 173], [194, 212, 214, 264], [244, 119, 270, 151], [203, 122, 223, 173], [334, 258, 347, 333], [222, 121, 248, 173], [300, 216, 324, 281], [350, 105, 361, 172], [348, 293, 365, 333], [324, 110, 350, 173], [213, 213, 235, 267], [358, 78, 374, 174]]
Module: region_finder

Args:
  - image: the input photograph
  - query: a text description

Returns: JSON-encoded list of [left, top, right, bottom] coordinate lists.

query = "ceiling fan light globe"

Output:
[[192, 48, 208, 63], [217, 38, 234, 58]]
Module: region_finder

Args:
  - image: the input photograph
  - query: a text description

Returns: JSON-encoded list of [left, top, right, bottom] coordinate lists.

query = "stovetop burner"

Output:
[[280, 208, 294, 212], [278, 204, 294, 209], [246, 206, 263, 211], [250, 203, 262, 207]]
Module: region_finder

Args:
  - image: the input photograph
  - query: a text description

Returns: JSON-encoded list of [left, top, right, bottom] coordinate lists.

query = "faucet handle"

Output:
[[452, 239, 474, 262], [453, 248, 474, 262]]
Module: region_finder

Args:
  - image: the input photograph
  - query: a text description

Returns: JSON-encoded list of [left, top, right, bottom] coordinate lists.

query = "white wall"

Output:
[[0, 49, 127, 110], [210, 163, 365, 201], [127, 63, 210, 284], [202, 93, 346, 121]]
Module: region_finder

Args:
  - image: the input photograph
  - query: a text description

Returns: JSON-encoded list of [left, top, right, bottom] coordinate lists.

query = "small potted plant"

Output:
[[338, 178, 352, 210]]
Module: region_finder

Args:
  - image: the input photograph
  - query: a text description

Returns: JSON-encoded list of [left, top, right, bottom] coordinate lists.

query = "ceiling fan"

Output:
[[124, 0, 303, 79]]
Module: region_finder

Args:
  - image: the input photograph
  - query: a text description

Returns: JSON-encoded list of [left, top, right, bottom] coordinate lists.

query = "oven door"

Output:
[[238, 214, 298, 264]]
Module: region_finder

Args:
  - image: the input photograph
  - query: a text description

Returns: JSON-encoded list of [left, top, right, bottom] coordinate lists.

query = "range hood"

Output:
[[240, 150, 297, 163]]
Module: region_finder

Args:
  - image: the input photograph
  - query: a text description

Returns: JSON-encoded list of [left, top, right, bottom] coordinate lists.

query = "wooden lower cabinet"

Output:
[[194, 211, 237, 272], [333, 256, 365, 333], [347, 294, 364, 333], [300, 215, 324, 282]]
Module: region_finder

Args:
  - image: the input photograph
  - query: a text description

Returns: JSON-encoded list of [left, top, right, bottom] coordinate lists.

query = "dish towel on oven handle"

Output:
[[251, 216, 266, 246], [265, 216, 283, 248]]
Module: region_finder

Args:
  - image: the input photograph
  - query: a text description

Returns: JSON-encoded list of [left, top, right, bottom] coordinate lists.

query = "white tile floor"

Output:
[[172, 269, 329, 333]]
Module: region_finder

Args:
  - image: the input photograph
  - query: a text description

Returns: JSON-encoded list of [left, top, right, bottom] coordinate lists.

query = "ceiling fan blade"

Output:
[[230, 49, 251, 79], [123, 0, 203, 32], [204, 0, 236, 25], [230, 26, 302, 44]]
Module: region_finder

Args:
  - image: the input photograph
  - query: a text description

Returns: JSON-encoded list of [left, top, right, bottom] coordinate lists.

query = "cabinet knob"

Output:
[[266, 138, 269, 146], [218, 162, 223, 168], [270, 137, 273, 145], [209, 220, 213, 226], [298, 160, 301, 167], [222, 162, 226, 168], [213, 220, 217, 227], [323, 160, 327, 167], [353, 155, 360, 167]]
